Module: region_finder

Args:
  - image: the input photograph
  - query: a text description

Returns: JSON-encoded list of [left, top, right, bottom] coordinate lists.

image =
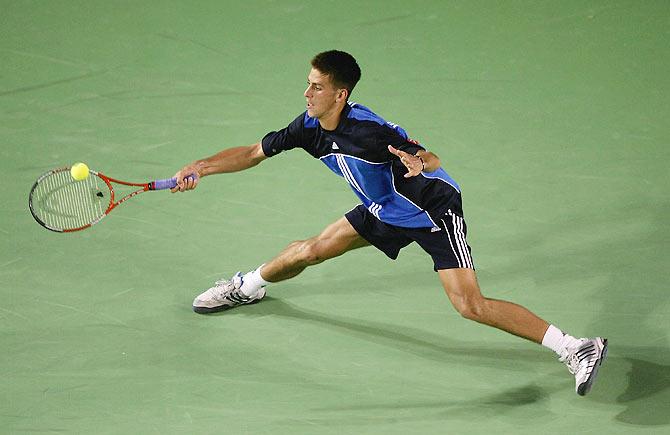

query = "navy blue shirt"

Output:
[[262, 102, 461, 229]]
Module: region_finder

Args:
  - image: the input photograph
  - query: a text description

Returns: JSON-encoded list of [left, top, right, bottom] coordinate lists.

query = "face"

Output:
[[304, 68, 346, 120]]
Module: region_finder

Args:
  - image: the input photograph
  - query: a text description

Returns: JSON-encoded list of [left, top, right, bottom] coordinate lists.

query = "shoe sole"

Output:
[[577, 338, 608, 396], [193, 297, 263, 314], [192, 289, 266, 314]]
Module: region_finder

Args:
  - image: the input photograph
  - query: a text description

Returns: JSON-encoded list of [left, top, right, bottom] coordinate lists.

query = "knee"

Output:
[[452, 294, 488, 323], [291, 239, 323, 266]]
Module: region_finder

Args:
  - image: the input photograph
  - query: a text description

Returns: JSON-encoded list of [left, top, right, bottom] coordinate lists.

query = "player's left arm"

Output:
[[415, 149, 440, 172], [388, 145, 441, 178]]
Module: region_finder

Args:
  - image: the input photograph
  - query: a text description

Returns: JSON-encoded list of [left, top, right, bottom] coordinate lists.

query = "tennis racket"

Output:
[[28, 166, 191, 233]]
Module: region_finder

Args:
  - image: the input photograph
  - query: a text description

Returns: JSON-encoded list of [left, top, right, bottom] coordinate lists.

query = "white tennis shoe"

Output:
[[560, 337, 608, 396], [192, 272, 266, 314]]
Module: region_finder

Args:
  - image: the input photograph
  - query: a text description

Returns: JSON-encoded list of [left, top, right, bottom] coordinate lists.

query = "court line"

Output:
[[108, 90, 244, 99], [0, 48, 84, 67], [0, 306, 30, 320], [221, 199, 292, 216], [40, 300, 130, 327], [111, 287, 135, 298], [155, 32, 228, 55], [357, 13, 413, 27], [113, 215, 153, 225], [0, 70, 108, 97], [0, 258, 22, 268], [139, 141, 174, 151]]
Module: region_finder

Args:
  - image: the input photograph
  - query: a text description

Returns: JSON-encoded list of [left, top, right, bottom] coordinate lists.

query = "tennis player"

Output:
[[171, 50, 607, 396]]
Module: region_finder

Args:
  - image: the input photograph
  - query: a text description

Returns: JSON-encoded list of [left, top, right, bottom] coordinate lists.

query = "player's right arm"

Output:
[[171, 142, 267, 193], [173, 112, 306, 192]]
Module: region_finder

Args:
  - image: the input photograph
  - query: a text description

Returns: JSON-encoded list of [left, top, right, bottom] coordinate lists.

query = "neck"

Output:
[[318, 103, 346, 131]]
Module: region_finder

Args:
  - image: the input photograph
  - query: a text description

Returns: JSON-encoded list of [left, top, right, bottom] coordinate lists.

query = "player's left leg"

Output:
[[438, 267, 608, 395], [438, 267, 549, 343]]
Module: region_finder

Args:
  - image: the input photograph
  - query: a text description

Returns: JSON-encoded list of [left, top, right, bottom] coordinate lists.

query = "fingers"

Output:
[[170, 173, 183, 193], [387, 144, 405, 157], [402, 156, 422, 177], [403, 167, 422, 178], [170, 168, 200, 193], [388, 145, 422, 178], [180, 175, 198, 191]]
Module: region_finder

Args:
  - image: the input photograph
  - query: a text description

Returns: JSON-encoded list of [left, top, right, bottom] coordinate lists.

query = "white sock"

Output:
[[541, 324, 581, 357], [239, 264, 270, 297]]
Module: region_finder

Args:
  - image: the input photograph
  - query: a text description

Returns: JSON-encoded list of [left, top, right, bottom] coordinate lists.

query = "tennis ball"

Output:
[[70, 162, 89, 181]]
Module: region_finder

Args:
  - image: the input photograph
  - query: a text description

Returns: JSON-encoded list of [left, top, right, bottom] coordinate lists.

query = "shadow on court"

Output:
[[218, 295, 670, 428], [479, 196, 670, 427], [591, 200, 670, 427], [206, 198, 670, 427], [218, 295, 551, 370], [313, 384, 549, 414], [298, 384, 551, 427], [219, 298, 560, 426], [615, 355, 670, 426]]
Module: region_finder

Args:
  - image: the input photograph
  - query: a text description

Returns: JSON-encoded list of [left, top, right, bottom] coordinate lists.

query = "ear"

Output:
[[336, 88, 349, 102]]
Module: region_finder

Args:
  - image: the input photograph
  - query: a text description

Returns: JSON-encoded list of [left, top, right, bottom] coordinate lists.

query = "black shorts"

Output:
[[345, 205, 474, 271]]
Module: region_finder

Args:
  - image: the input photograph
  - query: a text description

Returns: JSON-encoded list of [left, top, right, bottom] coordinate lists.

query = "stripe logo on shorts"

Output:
[[441, 210, 474, 269], [368, 202, 382, 220]]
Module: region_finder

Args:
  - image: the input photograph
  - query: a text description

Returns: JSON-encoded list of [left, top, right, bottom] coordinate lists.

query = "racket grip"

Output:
[[151, 175, 196, 190]]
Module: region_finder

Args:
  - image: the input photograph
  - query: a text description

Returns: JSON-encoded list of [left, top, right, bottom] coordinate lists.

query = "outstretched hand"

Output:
[[170, 164, 201, 193], [388, 145, 424, 178]]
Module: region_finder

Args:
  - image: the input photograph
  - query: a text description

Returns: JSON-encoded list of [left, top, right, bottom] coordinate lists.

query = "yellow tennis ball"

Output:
[[70, 162, 89, 181]]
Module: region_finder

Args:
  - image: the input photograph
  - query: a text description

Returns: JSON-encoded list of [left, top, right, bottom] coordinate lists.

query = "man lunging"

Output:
[[171, 50, 607, 396]]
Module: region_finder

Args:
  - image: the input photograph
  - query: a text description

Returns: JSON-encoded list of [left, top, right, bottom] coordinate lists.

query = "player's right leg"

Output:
[[192, 217, 369, 314], [260, 216, 370, 282]]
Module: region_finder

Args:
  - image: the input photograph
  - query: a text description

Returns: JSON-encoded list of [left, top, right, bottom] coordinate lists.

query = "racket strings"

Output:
[[31, 170, 109, 231]]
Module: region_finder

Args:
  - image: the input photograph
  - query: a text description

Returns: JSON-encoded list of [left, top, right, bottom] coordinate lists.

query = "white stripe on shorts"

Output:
[[441, 218, 463, 268], [442, 211, 474, 269], [452, 213, 473, 269]]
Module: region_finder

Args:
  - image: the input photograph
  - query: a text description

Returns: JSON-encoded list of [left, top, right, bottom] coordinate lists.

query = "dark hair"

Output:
[[311, 50, 361, 97]]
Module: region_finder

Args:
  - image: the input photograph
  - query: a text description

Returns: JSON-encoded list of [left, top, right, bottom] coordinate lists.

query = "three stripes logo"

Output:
[[441, 210, 473, 269], [368, 202, 382, 220], [226, 289, 252, 304], [576, 343, 597, 372]]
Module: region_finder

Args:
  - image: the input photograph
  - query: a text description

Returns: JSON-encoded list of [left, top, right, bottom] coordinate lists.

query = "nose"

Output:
[[304, 85, 312, 98]]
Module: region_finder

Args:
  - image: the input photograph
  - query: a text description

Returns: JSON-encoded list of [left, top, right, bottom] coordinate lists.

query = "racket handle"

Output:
[[151, 175, 197, 190]]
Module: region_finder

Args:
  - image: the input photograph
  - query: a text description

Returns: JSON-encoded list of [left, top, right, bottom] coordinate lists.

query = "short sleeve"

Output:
[[378, 123, 426, 157], [261, 112, 306, 157]]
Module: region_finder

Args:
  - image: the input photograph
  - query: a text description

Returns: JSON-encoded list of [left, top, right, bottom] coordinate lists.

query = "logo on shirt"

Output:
[[431, 226, 442, 232], [331, 142, 339, 150]]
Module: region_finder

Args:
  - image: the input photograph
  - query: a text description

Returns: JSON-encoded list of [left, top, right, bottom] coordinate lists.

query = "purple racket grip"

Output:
[[151, 174, 197, 190]]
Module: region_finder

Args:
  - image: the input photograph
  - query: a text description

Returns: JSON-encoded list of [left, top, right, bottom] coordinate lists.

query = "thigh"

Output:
[[411, 209, 474, 271], [438, 267, 483, 307], [313, 216, 371, 259], [438, 267, 481, 295], [345, 205, 413, 260]]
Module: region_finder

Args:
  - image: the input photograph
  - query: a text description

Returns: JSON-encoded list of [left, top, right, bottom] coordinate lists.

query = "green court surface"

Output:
[[1, 1, 669, 434]]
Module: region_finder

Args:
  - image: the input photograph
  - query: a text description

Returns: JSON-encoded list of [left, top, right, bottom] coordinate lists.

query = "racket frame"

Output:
[[29, 167, 171, 233]]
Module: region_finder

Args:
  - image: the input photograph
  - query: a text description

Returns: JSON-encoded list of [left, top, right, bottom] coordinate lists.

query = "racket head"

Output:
[[28, 167, 113, 232]]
